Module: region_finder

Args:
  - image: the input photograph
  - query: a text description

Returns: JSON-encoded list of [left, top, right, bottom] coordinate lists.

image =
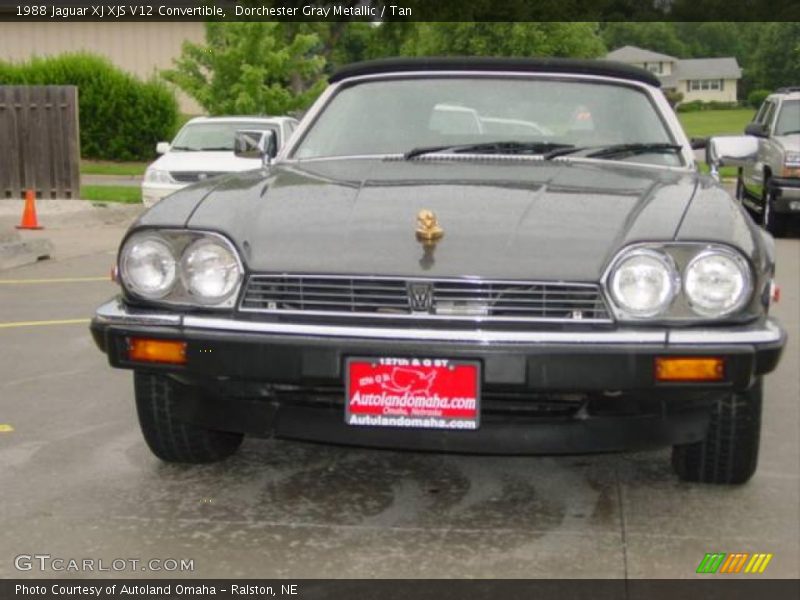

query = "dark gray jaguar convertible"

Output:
[[91, 58, 786, 484]]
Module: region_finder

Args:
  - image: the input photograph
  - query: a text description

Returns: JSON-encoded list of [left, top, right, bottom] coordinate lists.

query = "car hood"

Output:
[[775, 133, 800, 152], [149, 151, 262, 173], [167, 157, 700, 282]]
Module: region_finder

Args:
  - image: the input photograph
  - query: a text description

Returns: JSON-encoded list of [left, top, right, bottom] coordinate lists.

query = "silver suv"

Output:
[[738, 87, 800, 235]]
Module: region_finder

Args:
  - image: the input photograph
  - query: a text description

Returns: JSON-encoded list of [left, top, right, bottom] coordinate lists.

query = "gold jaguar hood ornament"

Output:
[[415, 209, 444, 243]]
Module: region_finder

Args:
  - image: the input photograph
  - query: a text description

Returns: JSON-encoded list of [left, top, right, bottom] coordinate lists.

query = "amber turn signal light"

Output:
[[128, 338, 187, 365], [655, 357, 724, 382]]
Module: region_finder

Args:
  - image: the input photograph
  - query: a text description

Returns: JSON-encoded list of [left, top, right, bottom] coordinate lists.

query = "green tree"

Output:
[[163, 22, 326, 115], [601, 22, 688, 58], [356, 22, 417, 62], [674, 22, 746, 59], [403, 23, 606, 58], [749, 22, 800, 91]]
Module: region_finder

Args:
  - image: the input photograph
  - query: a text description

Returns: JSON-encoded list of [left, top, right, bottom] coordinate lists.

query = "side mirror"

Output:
[[234, 129, 278, 164], [706, 135, 759, 181], [744, 122, 767, 137], [155, 142, 170, 155], [690, 137, 708, 150], [263, 129, 278, 161]]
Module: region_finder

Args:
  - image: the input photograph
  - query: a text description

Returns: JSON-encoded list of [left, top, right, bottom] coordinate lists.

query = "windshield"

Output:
[[171, 121, 278, 151], [292, 77, 679, 165], [775, 100, 800, 136]]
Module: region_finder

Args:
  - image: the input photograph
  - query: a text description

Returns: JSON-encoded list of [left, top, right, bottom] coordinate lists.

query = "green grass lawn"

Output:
[[677, 108, 755, 180], [80, 185, 141, 204], [80, 160, 148, 177], [696, 162, 738, 179], [677, 108, 755, 139]]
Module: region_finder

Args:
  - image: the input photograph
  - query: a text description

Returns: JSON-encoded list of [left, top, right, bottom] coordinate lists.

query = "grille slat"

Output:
[[249, 282, 406, 291], [169, 171, 226, 183], [246, 291, 407, 301], [435, 288, 599, 296], [241, 275, 612, 323], [268, 299, 409, 308]]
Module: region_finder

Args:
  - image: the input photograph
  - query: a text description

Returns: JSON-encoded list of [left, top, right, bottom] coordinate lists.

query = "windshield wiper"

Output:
[[544, 142, 682, 160], [198, 147, 233, 151], [778, 129, 800, 136], [170, 146, 197, 151], [404, 141, 574, 160]]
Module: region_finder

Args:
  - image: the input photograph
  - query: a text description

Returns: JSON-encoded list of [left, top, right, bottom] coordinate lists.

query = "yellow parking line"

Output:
[[0, 277, 109, 284], [0, 318, 90, 329]]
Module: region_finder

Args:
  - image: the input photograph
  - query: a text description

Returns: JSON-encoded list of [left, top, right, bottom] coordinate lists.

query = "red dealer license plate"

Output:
[[345, 358, 481, 430]]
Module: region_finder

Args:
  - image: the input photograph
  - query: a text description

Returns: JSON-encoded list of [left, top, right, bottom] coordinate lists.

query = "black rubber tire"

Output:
[[671, 379, 762, 485], [735, 169, 745, 202], [134, 371, 244, 463], [761, 179, 785, 237]]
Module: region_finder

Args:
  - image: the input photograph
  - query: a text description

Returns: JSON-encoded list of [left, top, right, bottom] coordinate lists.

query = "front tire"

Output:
[[134, 371, 244, 463], [671, 379, 762, 484], [735, 169, 745, 202], [762, 179, 785, 237]]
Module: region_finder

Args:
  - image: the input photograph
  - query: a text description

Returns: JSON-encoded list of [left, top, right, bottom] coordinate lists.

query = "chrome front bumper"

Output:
[[93, 297, 785, 346]]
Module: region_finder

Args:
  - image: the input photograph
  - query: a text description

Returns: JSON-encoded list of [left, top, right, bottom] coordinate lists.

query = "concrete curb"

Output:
[[0, 230, 54, 271], [0, 199, 143, 229]]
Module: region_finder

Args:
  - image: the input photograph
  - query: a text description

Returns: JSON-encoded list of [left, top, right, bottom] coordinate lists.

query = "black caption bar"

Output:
[[0, 0, 799, 21], [3, 580, 800, 600]]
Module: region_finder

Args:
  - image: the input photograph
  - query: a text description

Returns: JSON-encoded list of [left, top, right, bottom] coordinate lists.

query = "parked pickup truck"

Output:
[[738, 87, 800, 236]]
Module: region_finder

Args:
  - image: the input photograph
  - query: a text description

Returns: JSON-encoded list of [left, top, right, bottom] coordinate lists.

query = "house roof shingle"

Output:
[[605, 46, 743, 89], [674, 58, 742, 80], [605, 45, 678, 63]]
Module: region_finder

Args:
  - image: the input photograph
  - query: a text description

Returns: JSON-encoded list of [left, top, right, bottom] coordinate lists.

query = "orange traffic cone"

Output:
[[16, 189, 43, 230]]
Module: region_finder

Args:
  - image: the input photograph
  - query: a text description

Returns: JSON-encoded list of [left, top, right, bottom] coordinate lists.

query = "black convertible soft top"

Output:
[[330, 56, 661, 87]]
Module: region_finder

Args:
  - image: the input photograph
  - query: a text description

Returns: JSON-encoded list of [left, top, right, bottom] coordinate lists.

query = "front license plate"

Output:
[[345, 357, 481, 430]]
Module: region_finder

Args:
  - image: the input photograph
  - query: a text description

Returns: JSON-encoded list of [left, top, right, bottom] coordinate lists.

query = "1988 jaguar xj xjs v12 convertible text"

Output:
[[91, 58, 786, 484]]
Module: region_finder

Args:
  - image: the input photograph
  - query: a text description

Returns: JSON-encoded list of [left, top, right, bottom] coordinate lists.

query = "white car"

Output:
[[142, 116, 299, 208]]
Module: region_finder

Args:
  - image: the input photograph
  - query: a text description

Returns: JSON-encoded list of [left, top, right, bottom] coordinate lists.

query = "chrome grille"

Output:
[[169, 171, 227, 183], [241, 275, 612, 324]]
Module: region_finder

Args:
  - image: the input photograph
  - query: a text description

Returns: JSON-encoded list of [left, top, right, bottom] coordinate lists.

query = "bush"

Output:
[[676, 100, 705, 113], [664, 89, 684, 108], [747, 89, 771, 109], [677, 100, 741, 113], [0, 53, 178, 161]]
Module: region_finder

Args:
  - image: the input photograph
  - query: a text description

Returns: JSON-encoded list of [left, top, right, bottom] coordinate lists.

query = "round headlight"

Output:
[[119, 235, 177, 299], [684, 249, 751, 317], [609, 249, 679, 318], [180, 238, 242, 304]]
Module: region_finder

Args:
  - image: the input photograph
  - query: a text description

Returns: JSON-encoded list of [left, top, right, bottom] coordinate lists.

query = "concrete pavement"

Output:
[[81, 174, 143, 187]]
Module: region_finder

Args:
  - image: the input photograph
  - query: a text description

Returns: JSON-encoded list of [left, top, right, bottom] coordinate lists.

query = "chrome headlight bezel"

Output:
[[180, 238, 244, 305], [684, 247, 752, 318], [118, 229, 244, 309], [118, 235, 177, 300], [607, 248, 681, 319], [603, 243, 756, 323]]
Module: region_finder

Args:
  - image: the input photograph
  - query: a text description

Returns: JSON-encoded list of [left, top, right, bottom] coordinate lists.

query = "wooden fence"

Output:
[[0, 86, 80, 199]]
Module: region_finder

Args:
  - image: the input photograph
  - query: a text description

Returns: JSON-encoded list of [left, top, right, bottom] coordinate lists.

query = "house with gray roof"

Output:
[[606, 45, 742, 103]]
